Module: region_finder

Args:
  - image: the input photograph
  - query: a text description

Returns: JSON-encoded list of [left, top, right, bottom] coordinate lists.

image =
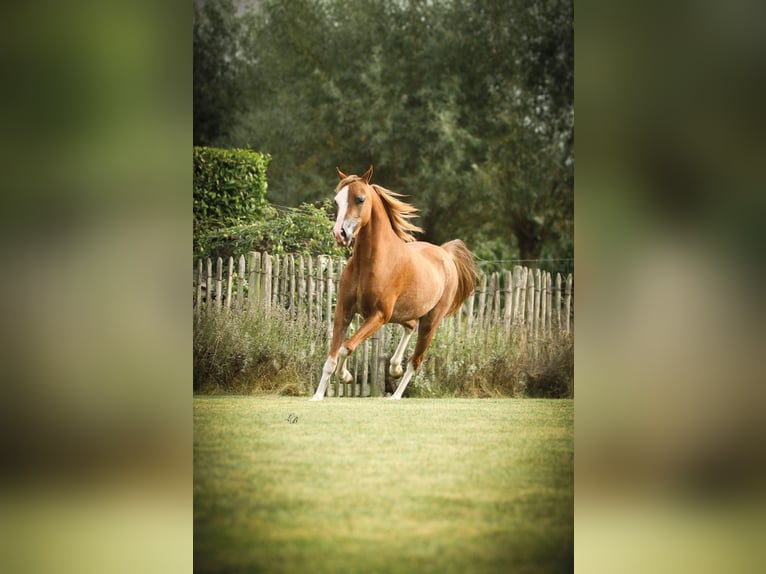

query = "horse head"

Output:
[[332, 165, 374, 246]]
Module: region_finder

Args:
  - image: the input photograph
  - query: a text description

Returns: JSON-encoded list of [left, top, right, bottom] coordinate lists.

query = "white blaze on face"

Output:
[[333, 185, 350, 244]]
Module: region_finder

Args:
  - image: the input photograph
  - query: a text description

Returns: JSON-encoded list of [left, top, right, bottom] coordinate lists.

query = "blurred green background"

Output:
[[577, 0, 766, 572], [0, 2, 191, 573]]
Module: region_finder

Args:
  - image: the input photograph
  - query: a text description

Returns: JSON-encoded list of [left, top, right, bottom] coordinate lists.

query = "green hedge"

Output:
[[193, 146, 270, 226]]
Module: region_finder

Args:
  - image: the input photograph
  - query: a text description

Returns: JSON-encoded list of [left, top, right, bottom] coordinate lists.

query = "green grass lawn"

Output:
[[194, 397, 573, 573]]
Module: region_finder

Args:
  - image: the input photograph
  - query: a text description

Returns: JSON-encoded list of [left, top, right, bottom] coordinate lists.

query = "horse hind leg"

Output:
[[389, 317, 440, 400], [389, 362, 417, 400], [389, 321, 417, 378]]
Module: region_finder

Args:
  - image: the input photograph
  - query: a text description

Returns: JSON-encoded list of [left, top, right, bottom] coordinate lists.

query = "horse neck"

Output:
[[353, 194, 402, 265]]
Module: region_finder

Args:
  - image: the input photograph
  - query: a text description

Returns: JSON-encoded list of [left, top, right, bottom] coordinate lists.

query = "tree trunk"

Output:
[[513, 218, 544, 268]]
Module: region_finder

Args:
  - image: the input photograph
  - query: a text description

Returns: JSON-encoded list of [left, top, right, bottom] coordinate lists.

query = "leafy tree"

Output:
[[479, 0, 574, 263], [193, 0, 247, 145], [199, 0, 573, 268]]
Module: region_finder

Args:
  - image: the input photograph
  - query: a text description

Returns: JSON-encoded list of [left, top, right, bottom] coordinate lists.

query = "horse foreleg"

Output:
[[336, 346, 353, 384], [310, 355, 338, 401], [341, 311, 387, 356], [389, 321, 417, 378], [310, 304, 353, 401]]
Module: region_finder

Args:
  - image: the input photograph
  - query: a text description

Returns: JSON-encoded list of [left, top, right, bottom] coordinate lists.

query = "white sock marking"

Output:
[[390, 363, 416, 400], [310, 356, 338, 401], [389, 326, 414, 377]]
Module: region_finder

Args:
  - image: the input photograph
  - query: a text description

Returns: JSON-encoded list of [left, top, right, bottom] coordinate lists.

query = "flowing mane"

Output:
[[370, 184, 423, 243]]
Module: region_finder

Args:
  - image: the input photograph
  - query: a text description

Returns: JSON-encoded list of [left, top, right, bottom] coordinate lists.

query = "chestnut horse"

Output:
[[310, 166, 478, 400]]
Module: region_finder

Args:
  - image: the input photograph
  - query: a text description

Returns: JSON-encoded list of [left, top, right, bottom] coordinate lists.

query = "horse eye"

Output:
[[356, 195, 366, 204]]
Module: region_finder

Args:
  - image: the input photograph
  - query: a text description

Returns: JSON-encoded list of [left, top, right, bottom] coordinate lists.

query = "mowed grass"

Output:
[[194, 397, 573, 573]]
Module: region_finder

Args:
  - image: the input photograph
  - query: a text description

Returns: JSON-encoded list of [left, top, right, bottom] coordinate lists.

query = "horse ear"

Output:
[[362, 165, 373, 183], [336, 167, 348, 180]]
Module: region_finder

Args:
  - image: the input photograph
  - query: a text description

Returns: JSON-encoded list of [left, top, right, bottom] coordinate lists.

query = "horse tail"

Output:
[[441, 239, 479, 316]]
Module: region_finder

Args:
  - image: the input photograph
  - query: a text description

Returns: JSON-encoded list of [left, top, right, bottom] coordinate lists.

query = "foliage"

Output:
[[193, 0, 247, 145], [196, 0, 574, 266], [197, 200, 348, 261], [193, 146, 271, 255]]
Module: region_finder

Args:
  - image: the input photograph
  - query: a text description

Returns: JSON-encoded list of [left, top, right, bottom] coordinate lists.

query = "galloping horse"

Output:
[[310, 165, 478, 400]]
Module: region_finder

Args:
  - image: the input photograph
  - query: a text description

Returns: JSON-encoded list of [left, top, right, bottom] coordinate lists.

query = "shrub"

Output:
[[198, 200, 349, 261], [521, 336, 574, 398], [194, 146, 271, 255]]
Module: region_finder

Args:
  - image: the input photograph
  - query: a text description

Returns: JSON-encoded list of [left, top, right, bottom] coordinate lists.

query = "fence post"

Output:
[[465, 289, 475, 343], [274, 254, 281, 307], [565, 273, 573, 334], [546, 272, 553, 334], [316, 256, 324, 327], [288, 255, 296, 316], [195, 259, 203, 321], [525, 268, 534, 334], [540, 270, 548, 336], [476, 273, 487, 334], [533, 268, 542, 338], [215, 257, 223, 312], [381, 325, 389, 395], [503, 270, 513, 335], [263, 253, 272, 308], [370, 326, 388, 397], [225, 257, 233, 310], [307, 255, 314, 324], [485, 273, 497, 349], [518, 267, 528, 327], [280, 255, 289, 308], [555, 273, 562, 331], [206, 258, 213, 316], [492, 272, 501, 324], [297, 255, 305, 318], [512, 266, 523, 326], [248, 252, 260, 310], [237, 255, 246, 310]]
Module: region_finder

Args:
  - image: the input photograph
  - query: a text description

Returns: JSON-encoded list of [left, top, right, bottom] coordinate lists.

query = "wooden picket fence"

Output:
[[193, 251, 573, 396]]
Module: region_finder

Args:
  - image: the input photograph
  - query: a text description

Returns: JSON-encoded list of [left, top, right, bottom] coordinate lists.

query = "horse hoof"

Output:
[[309, 396, 324, 401], [389, 365, 403, 378]]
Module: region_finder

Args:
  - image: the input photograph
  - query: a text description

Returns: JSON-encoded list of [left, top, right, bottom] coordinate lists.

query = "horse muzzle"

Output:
[[334, 220, 358, 246]]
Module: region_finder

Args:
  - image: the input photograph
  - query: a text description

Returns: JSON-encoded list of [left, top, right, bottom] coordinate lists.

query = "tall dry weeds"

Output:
[[194, 305, 573, 398]]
